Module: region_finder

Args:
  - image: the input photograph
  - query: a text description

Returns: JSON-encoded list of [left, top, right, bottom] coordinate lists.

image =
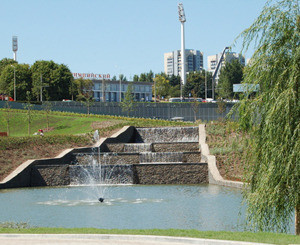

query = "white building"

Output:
[[207, 52, 245, 81], [164, 49, 203, 77], [92, 80, 153, 102]]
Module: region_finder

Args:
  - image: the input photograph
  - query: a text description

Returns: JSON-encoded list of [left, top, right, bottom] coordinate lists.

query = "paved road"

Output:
[[0, 234, 274, 245]]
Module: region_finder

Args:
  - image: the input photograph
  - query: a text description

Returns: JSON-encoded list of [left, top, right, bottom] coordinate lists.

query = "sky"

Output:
[[0, 0, 266, 79]]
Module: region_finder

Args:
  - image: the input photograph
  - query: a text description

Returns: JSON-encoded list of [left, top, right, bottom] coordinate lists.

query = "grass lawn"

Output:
[[0, 227, 299, 245], [0, 109, 193, 137]]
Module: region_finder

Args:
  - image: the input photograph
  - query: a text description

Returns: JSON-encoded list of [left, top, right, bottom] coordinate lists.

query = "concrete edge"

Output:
[[0, 234, 275, 245], [198, 124, 244, 189], [0, 126, 132, 188]]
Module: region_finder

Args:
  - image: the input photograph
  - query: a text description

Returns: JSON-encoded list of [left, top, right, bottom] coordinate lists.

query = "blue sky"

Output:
[[1, 0, 266, 79]]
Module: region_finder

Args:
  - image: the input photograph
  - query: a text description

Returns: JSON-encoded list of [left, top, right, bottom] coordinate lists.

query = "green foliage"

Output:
[[190, 90, 201, 121], [0, 58, 17, 77], [184, 70, 212, 99], [30, 60, 73, 101], [120, 83, 135, 116], [217, 59, 244, 99], [133, 74, 139, 82], [153, 74, 170, 99], [235, 0, 300, 233], [0, 64, 32, 101], [119, 74, 127, 81], [74, 78, 95, 114]]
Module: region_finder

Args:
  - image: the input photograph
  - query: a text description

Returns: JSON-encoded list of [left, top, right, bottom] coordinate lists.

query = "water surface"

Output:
[[0, 184, 245, 230]]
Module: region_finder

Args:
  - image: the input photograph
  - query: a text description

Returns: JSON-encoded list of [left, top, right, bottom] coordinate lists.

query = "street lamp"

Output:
[[11, 65, 16, 101]]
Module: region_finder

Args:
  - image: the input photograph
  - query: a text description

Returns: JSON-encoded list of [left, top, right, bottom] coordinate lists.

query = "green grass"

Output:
[[0, 227, 299, 245], [0, 109, 193, 137]]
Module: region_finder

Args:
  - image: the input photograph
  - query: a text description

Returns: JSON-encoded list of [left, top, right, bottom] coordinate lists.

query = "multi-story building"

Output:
[[164, 49, 203, 77], [207, 52, 245, 81], [92, 80, 153, 102]]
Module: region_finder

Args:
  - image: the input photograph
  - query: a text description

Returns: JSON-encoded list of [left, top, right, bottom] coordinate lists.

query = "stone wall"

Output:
[[134, 127, 199, 143], [31, 165, 70, 187], [133, 163, 208, 185]]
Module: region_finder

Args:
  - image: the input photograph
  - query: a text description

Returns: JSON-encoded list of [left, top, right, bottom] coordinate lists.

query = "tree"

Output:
[[235, 0, 300, 234], [120, 83, 134, 116], [42, 93, 52, 131], [184, 71, 206, 98], [31, 60, 73, 101], [190, 90, 201, 121], [139, 73, 147, 82], [217, 59, 244, 99], [0, 64, 32, 101], [23, 91, 34, 135], [119, 74, 127, 81], [0, 58, 17, 77], [168, 74, 181, 87], [146, 70, 154, 82], [133, 74, 139, 82], [153, 75, 170, 100], [50, 64, 73, 100], [75, 78, 94, 114]]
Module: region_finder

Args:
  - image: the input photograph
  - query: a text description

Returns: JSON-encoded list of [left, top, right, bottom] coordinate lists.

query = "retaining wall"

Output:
[[134, 163, 208, 185], [0, 126, 207, 189]]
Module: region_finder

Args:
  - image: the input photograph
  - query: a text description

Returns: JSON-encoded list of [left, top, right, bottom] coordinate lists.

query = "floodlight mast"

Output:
[[178, 3, 186, 99], [12, 36, 18, 61]]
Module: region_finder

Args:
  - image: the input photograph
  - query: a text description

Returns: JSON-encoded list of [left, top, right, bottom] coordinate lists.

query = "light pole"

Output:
[[11, 65, 16, 101], [178, 3, 186, 100]]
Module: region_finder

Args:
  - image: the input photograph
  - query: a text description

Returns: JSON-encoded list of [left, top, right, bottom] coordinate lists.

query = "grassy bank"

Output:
[[206, 121, 249, 181], [0, 109, 193, 137], [0, 227, 299, 245]]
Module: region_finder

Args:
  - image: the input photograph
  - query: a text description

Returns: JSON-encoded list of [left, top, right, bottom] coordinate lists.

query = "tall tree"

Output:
[[236, 0, 300, 234], [217, 59, 244, 99], [0, 64, 32, 101]]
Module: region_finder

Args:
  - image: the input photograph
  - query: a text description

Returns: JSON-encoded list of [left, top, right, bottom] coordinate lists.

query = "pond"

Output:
[[0, 184, 247, 231]]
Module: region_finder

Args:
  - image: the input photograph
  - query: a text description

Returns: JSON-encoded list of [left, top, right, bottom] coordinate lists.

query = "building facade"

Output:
[[207, 52, 245, 81], [164, 49, 203, 77], [92, 80, 153, 102]]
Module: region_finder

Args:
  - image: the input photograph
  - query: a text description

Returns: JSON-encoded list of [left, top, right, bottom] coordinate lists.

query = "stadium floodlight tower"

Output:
[[178, 3, 186, 99], [12, 36, 18, 61]]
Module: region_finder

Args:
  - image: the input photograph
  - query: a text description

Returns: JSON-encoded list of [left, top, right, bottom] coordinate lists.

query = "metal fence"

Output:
[[0, 101, 235, 122]]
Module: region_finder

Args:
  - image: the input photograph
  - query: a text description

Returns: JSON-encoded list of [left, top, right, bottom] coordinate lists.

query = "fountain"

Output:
[[70, 130, 134, 203]]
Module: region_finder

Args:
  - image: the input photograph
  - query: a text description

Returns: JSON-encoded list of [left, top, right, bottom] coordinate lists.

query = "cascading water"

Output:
[[140, 152, 184, 163], [123, 143, 153, 153], [69, 130, 134, 202]]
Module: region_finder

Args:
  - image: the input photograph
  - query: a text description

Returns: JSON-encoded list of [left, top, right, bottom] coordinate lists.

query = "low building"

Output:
[[92, 80, 153, 102]]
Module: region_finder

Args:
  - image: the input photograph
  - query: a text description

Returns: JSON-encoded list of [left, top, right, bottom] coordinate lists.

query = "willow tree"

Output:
[[236, 0, 299, 234]]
